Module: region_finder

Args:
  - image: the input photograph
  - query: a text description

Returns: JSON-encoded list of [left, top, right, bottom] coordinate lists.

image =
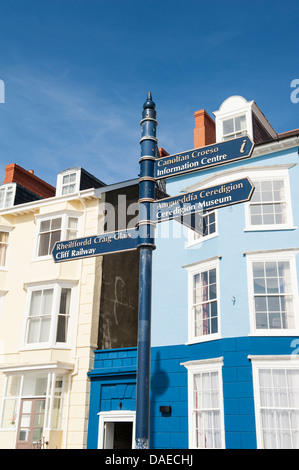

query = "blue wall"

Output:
[[87, 336, 298, 449]]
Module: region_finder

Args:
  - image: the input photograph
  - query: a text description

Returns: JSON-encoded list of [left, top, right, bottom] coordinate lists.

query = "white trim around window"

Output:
[[250, 356, 299, 449], [34, 211, 82, 260], [0, 183, 16, 210], [181, 357, 225, 449], [183, 165, 295, 233], [0, 226, 13, 270], [244, 168, 294, 231], [246, 250, 299, 336], [187, 210, 218, 247], [21, 281, 78, 350], [56, 169, 81, 197], [0, 365, 71, 431], [184, 257, 221, 344]]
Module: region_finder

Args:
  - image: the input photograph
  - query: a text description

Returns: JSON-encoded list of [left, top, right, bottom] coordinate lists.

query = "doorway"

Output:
[[98, 411, 135, 449], [16, 398, 46, 449]]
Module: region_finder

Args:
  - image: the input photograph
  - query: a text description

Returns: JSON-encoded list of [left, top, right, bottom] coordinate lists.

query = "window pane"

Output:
[[1, 399, 18, 428], [193, 371, 222, 448], [66, 217, 78, 240], [253, 260, 294, 330], [51, 218, 62, 230], [40, 318, 51, 342], [235, 115, 246, 131], [6, 376, 21, 397], [27, 318, 40, 343], [56, 316, 67, 342], [51, 397, 62, 428], [62, 174, 70, 185], [0, 233, 8, 265], [223, 118, 234, 135], [49, 230, 61, 253], [5, 189, 14, 208], [192, 267, 218, 337], [59, 288, 71, 315], [40, 220, 50, 232], [42, 289, 53, 315], [258, 368, 299, 448], [250, 179, 287, 226], [30, 291, 42, 316], [22, 375, 48, 397], [38, 233, 50, 256], [38, 219, 61, 256], [32, 427, 43, 441]]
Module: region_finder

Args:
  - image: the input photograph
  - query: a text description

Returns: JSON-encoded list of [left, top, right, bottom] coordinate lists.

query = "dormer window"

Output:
[[56, 167, 105, 197], [0, 184, 16, 209], [56, 170, 80, 197], [213, 96, 277, 144], [222, 114, 247, 140]]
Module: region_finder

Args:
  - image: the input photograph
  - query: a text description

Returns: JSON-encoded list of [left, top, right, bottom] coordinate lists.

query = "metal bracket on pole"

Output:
[[135, 92, 157, 449]]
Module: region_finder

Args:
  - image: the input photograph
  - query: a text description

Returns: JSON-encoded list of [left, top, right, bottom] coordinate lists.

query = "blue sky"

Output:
[[0, 0, 298, 187]]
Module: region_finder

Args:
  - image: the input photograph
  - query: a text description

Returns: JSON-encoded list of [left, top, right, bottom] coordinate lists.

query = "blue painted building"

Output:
[[87, 96, 299, 449]]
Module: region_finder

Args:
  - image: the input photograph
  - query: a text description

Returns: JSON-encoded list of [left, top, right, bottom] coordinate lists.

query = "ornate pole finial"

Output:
[[143, 91, 155, 109]]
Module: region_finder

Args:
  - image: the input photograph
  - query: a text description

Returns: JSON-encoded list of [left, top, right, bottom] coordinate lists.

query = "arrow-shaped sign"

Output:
[[153, 178, 255, 223], [154, 135, 254, 180], [52, 227, 139, 263]]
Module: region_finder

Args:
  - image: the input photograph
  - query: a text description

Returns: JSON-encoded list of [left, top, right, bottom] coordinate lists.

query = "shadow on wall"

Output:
[[150, 351, 170, 447]]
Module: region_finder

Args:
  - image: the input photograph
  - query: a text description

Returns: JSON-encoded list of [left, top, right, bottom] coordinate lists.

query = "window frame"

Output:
[[244, 169, 294, 231], [182, 358, 225, 449], [185, 257, 221, 344], [56, 169, 81, 197], [34, 211, 81, 260], [0, 369, 67, 432], [251, 356, 299, 449], [222, 113, 247, 141], [21, 281, 77, 350], [246, 250, 299, 336], [188, 210, 218, 246], [0, 184, 16, 210], [0, 226, 13, 270]]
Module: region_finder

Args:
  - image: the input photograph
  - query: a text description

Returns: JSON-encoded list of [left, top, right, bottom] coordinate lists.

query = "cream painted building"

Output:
[[0, 165, 109, 449]]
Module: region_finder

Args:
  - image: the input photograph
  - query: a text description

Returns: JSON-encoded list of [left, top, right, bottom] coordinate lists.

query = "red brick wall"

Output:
[[194, 109, 216, 148]]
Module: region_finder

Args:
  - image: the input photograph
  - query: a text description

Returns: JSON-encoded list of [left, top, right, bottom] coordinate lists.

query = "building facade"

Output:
[[87, 95, 299, 449], [0, 162, 140, 449]]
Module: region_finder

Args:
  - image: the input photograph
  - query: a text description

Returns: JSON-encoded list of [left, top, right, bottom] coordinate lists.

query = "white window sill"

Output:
[[244, 226, 297, 232], [31, 256, 54, 262], [20, 344, 71, 351], [187, 232, 219, 248], [249, 331, 299, 337], [186, 333, 222, 345]]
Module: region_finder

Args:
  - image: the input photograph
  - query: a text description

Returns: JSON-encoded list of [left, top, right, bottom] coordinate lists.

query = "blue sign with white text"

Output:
[[154, 178, 255, 223], [52, 228, 139, 262], [154, 135, 254, 180]]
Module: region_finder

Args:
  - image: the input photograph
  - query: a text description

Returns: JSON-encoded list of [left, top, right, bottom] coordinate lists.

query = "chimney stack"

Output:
[[194, 109, 216, 148]]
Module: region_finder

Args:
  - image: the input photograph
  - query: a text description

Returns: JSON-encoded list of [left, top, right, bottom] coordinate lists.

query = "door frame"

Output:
[[97, 410, 136, 449], [16, 397, 46, 449]]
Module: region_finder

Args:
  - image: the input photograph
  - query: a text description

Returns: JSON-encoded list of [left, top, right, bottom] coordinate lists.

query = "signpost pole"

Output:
[[135, 92, 157, 449]]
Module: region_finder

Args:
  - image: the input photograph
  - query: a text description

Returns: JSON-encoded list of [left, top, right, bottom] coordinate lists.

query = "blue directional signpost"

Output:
[[154, 135, 254, 180], [153, 177, 255, 224], [52, 228, 139, 262], [52, 93, 255, 450]]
